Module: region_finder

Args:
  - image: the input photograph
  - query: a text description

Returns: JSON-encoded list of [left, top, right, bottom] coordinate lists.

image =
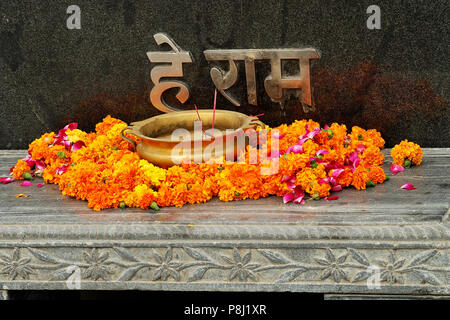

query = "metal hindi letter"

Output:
[[204, 48, 320, 111], [204, 50, 260, 106], [263, 48, 319, 109], [147, 33, 193, 113]]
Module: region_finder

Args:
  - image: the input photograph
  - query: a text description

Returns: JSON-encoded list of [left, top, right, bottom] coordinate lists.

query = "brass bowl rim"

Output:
[[127, 109, 260, 143]]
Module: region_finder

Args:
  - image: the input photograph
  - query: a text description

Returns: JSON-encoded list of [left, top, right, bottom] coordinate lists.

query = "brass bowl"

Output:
[[121, 109, 264, 168]]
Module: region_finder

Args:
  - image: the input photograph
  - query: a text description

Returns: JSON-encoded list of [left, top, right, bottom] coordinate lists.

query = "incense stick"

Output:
[[212, 89, 217, 136]]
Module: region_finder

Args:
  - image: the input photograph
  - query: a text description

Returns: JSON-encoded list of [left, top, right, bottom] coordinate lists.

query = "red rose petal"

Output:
[[401, 183, 416, 190]]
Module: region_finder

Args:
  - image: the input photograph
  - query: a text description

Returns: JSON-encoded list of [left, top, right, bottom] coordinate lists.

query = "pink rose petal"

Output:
[[56, 164, 69, 175], [401, 183, 416, 190], [316, 149, 329, 156], [356, 144, 366, 153], [37, 183, 44, 188], [35, 160, 46, 171], [21, 154, 36, 168], [71, 140, 85, 151], [0, 177, 15, 184], [318, 177, 330, 184], [293, 193, 305, 204], [283, 192, 295, 204], [331, 168, 345, 178], [64, 122, 78, 131], [390, 164, 404, 175], [281, 175, 295, 183], [20, 181, 33, 187]]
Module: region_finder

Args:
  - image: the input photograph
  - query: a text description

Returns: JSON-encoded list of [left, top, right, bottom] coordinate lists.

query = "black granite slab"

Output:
[[1, 0, 449, 149]]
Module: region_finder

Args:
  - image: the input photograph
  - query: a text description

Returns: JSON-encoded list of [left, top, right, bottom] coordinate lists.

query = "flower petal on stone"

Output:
[[390, 164, 404, 175], [1, 177, 15, 184], [293, 194, 305, 204], [324, 196, 339, 201], [37, 183, 44, 188], [20, 181, 33, 187], [283, 192, 295, 204], [15, 194, 28, 198], [401, 183, 416, 190]]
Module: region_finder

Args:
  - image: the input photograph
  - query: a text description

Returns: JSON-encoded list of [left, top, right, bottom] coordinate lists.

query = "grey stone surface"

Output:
[[0, 149, 448, 296], [0, 0, 449, 149]]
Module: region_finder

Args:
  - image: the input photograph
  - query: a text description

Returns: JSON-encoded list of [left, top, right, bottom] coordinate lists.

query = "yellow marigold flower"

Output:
[[137, 159, 166, 187], [65, 129, 87, 144]]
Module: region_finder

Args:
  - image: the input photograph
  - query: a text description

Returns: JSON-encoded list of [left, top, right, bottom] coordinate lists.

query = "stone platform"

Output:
[[0, 149, 448, 299]]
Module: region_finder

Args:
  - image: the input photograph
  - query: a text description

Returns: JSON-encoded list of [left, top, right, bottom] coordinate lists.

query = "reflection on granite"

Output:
[[0, 0, 448, 148]]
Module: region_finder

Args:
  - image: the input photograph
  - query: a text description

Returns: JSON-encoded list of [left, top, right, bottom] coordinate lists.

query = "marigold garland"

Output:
[[8, 115, 422, 211]]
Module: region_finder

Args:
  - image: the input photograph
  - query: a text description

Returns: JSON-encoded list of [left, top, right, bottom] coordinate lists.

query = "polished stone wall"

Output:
[[1, 0, 448, 148]]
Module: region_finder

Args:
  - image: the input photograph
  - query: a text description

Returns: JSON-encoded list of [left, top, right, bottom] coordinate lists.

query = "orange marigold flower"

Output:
[[332, 168, 353, 187], [360, 145, 385, 167], [368, 166, 386, 184], [391, 140, 423, 166], [351, 166, 370, 190], [12, 160, 31, 180]]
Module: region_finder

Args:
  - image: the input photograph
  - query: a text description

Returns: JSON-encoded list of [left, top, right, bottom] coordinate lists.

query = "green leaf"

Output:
[[310, 160, 318, 169], [366, 180, 376, 188], [22, 172, 33, 181], [56, 151, 66, 159], [404, 159, 412, 168], [150, 201, 160, 211]]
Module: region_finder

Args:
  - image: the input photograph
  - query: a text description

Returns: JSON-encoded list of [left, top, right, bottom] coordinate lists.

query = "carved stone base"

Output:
[[0, 149, 448, 297]]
